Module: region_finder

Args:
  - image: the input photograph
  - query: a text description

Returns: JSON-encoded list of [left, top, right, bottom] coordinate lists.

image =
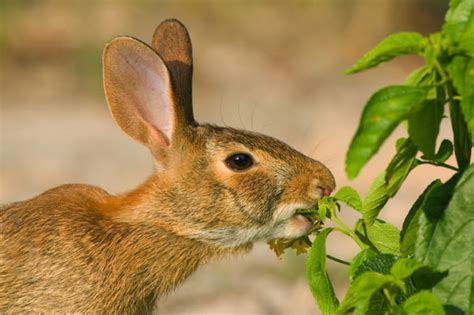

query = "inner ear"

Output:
[[103, 37, 177, 147]]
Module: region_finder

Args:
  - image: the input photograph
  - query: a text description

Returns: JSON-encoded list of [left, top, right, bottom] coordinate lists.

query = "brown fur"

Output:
[[0, 20, 335, 313]]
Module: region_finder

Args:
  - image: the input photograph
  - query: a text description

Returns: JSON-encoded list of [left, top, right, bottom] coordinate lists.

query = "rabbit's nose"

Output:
[[316, 186, 332, 197], [319, 186, 332, 197]]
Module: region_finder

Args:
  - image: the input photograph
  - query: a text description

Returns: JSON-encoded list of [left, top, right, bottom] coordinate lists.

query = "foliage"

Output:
[[268, 1, 473, 313]]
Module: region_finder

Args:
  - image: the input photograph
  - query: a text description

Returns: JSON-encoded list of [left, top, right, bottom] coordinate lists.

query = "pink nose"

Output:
[[319, 187, 332, 197]]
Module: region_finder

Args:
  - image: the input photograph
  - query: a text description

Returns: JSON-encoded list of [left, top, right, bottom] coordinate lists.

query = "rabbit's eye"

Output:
[[225, 153, 253, 171]]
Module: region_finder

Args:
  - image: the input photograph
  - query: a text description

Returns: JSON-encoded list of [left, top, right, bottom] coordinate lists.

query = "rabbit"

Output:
[[0, 19, 335, 314]]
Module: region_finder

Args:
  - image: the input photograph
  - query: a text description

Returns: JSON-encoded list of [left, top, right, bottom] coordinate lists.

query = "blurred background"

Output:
[[1, 1, 455, 314]]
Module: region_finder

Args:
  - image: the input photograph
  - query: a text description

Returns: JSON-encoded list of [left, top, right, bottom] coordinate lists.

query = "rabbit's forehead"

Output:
[[200, 124, 302, 158]]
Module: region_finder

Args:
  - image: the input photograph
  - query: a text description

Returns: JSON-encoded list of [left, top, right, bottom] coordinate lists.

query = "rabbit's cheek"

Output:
[[277, 214, 313, 239]]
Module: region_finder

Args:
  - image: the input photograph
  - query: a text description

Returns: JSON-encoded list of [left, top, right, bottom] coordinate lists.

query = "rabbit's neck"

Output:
[[100, 177, 247, 313], [98, 224, 223, 313]]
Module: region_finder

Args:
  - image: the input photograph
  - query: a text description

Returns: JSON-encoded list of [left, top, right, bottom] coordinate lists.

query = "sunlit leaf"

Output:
[[346, 32, 425, 74], [346, 86, 428, 179]]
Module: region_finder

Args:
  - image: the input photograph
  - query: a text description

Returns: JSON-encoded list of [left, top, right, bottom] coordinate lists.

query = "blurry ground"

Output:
[[0, 1, 454, 314]]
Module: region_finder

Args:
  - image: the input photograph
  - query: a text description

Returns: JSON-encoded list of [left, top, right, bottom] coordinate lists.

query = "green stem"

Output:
[[433, 58, 448, 82], [383, 288, 397, 306], [333, 223, 366, 250], [418, 160, 459, 171], [326, 254, 350, 266]]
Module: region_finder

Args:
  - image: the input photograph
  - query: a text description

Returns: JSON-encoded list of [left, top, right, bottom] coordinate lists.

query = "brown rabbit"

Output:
[[0, 19, 335, 314]]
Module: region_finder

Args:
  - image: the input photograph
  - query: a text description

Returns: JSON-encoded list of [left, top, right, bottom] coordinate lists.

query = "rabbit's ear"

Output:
[[152, 19, 194, 124], [103, 37, 181, 147]]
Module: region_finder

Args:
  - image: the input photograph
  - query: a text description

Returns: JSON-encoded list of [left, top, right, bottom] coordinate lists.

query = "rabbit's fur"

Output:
[[0, 20, 335, 313]]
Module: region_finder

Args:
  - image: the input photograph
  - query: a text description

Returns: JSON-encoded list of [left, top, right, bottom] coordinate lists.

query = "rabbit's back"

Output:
[[0, 184, 113, 312]]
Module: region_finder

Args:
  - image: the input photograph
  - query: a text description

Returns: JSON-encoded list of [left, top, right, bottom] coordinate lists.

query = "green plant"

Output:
[[268, 1, 473, 314]]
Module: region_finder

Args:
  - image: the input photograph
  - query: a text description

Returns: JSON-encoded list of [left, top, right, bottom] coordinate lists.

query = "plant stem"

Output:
[[326, 255, 350, 266], [383, 288, 397, 306], [333, 225, 366, 250], [418, 160, 459, 171], [433, 59, 448, 82]]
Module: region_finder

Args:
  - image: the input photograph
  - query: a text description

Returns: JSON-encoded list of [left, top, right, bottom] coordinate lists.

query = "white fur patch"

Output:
[[189, 202, 316, 248]]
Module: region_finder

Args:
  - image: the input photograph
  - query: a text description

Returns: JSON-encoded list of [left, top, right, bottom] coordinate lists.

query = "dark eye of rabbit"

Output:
[[225, 153, 253, 171]]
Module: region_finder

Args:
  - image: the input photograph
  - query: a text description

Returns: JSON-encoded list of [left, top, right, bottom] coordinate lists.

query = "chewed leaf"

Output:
[[345, 32, 425, 74], [345, 85, 428, 179]]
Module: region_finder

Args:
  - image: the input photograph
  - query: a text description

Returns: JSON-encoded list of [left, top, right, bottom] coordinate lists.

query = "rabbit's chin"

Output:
[[273, 214, 313, 239]]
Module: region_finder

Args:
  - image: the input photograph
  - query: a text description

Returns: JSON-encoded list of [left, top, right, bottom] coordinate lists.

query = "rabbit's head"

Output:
[[103, 20, 335, 248]]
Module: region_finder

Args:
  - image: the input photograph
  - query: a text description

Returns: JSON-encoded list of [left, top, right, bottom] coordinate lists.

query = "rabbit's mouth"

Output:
[[269, 203, 316, 240]]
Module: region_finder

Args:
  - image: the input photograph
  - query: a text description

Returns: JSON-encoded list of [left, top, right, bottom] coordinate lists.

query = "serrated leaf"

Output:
[[362, 172, 389, 225], [431, 139, 454, 163], [415, 166, 474, 313], [385, 138, 418, 197], [352, 253, 398, 279], [345, 85, 428, 179], [336, 272, 404, 315], [408, 99, 444, 159], [400, 180, 441, 257], [334, 186, 362, 212], [400, 291, 446, 315], [346, 32, 425, 74], [349, 248, 377, 282], [306, 228, 339, 314], [366, 219, 401, 255], [443, 0, 474, 43]]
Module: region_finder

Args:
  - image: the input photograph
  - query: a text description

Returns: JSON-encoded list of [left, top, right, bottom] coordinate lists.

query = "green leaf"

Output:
[[460, 58, 474, 140], [345, 85, 428, 179], [345, 32, 426, 74], [400, 180, 441, 257], [405, 66, 430, 86], [390, 258, 425, 280], [457, 33, 474, 57], [362, 172, 389, 225], [415, 165, 474, 313], [447, 55, 474, 141], [400, 291, 446, 315], [306, 228, 339, 314], [431, 139, 454, 163], [443, 0, 474, 43], [385, 138, 418, 197], [349, 248, 377, 282], [336, 272, 404, 315], [352, 253, 398, 279], [334, 186, 362, 212], [408, 99, 444, 159], [316, 197, 336, 224], [365, 219, 401, 255], [421, 173, 460, 220]]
